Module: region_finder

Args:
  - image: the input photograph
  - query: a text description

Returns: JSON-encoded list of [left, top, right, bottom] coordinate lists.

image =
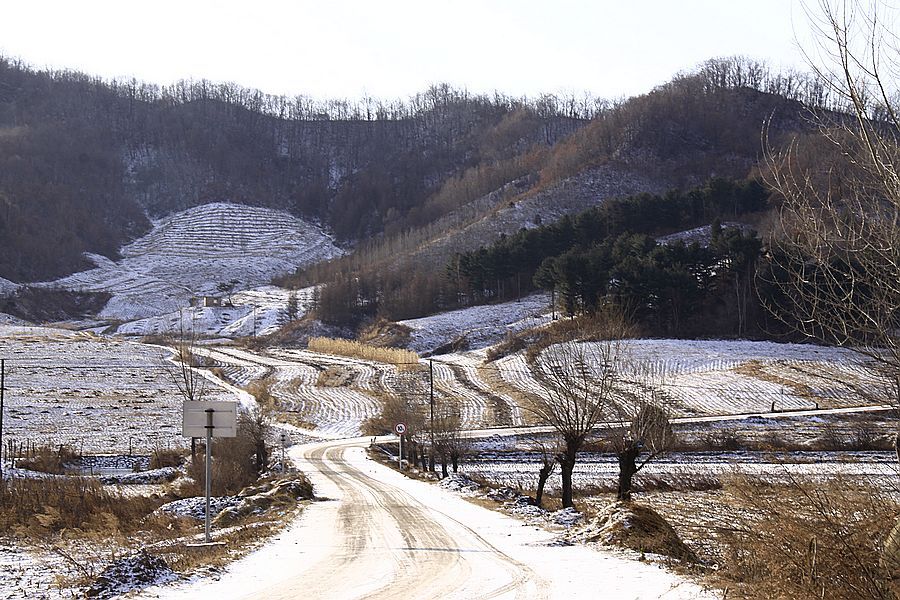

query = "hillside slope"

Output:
[[40, 203, 340, 320]]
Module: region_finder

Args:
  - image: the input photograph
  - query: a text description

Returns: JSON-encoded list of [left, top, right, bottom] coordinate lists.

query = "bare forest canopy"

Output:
[[0, 55, 837, 287]]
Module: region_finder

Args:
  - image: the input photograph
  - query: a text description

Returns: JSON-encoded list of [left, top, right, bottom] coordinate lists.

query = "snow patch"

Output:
[[400, 294, 550, 354]]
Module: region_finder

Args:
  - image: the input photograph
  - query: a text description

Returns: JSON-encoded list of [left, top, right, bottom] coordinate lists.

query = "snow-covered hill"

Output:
[[0, 276, 18, 296], [399, 294, 550, 354], [40, 203, 341, 321]]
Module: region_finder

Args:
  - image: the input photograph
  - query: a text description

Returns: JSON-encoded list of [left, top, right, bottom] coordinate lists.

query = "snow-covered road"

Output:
[[140, 437, 712, 599]]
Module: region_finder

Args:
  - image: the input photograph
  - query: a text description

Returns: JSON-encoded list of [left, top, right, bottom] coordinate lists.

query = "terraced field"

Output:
[[2, 320, 886, 457], [529, 340, 882, 418], [42, 203, 341, 322]]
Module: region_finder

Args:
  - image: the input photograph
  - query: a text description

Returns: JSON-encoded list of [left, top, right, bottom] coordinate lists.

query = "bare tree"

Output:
[[164, 313, 210, 459], [526, 322, 627, 508], [433, 401, 470, 477], [525, 434, 559, 508], [763, 0, 900, 443], [166, 313, 209, 405], [608, 394, 676, 501]]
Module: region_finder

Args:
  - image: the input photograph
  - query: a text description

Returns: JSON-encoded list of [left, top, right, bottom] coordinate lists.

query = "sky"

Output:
[[0, 1, 821, 102]]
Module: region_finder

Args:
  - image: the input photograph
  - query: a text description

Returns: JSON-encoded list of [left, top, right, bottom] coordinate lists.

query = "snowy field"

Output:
[[399, 293, 550, 354], [39, 203, 341, 322], [0, 325, 234, 454], [463, 451, 900, 493], [516, 339, 882, 418]]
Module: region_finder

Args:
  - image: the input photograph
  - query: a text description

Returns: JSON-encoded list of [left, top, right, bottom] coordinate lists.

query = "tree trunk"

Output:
[[407, 440, 417, 466], [536, 463, 553, 508], [559, 444, 578, 508], [451, 452, 459, 473], [617, 444, 640, 501], [420, 446, 428, 471]]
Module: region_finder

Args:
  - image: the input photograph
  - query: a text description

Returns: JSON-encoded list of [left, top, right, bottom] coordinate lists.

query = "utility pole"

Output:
[[429, 359, 435, 472]]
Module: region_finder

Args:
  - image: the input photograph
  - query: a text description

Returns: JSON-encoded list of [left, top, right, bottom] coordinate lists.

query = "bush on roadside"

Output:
[[716, 473, 896, 599], [149, 448, 184, 470], [186, 408, 271, 496], [0, 476, 165, 536]]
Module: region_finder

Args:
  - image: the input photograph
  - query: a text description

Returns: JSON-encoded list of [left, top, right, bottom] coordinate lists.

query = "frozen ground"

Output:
[[399, 293, 550, 354], [138, 439, 713, 600], [39, 202, 341, 322], [464, 450, 900, 493], [523, 339, 880, 418], [0, 325, 235, 454]]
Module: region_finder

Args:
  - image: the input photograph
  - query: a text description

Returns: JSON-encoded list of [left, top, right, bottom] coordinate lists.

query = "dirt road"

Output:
[[143, 438, 710, 599]]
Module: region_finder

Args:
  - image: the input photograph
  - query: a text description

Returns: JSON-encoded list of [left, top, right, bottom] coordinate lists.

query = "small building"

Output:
[[190, 295, 225, 308]]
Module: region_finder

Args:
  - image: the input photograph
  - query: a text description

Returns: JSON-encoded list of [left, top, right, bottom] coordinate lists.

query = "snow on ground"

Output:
[[531, 339, 880, 418], [140, 441, 712, 600], [115, 285, 318, 338], [0, 276, 18, 297], [193, 347, 383, 437], [464, 451, 900, 493], [399, 293, 550, 354], [0, 325, 235, 454], [0, 540, 75, 600], [40, 203, 341, 322], [656, 222, 752, 246]]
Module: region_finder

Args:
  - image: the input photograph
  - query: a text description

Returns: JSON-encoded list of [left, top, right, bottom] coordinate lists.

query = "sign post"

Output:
[[204, 408, 213, 543], [183, 401, 237, 544], [394, 422, 406, 471]]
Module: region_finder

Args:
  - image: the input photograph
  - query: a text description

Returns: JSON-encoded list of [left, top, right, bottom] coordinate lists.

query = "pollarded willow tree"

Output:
[[763, 0, 900, 447], [529, 338, 623, 509], [529, 333, 677, 507]]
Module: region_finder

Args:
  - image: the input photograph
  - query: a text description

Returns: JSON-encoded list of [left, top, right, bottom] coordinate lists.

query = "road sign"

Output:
[[182, 401, 238, 438], [395, 422, 406, 435]]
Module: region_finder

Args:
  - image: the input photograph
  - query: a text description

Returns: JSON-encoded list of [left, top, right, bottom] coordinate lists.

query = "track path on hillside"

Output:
[[142, 437, 709, 600]]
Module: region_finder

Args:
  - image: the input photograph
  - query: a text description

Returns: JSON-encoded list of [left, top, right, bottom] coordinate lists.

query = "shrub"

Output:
[[149, 448, 184, 470], [186, 409, 271, 496], [717, 473, 896, 599], [0, 476, 163, 535], [16, 444, 81, 475]]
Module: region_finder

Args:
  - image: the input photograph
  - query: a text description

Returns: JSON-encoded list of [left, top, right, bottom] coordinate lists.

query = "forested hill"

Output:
[[0, 55, 830, 284]]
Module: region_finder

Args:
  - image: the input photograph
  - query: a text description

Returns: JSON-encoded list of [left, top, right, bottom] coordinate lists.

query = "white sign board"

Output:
[[395, 423, 406, 435], [182, 401, 238, 438]]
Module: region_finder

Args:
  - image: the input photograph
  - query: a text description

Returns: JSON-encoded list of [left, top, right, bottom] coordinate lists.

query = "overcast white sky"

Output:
[[0, 1, 820, 102]]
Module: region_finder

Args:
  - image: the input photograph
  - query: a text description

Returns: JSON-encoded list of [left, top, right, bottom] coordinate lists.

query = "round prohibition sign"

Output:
[[395, 423, 407, 435]]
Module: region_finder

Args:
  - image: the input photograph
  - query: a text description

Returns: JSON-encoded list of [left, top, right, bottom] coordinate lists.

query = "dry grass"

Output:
[[710, 474, 898, 599], [0, 476, 165, 537], [357, 318, 413, 348], [308, 336, 421, 370], [150, 448, 184, 469], [316, 365, 355, 387], [15, 444, 81, 475]]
